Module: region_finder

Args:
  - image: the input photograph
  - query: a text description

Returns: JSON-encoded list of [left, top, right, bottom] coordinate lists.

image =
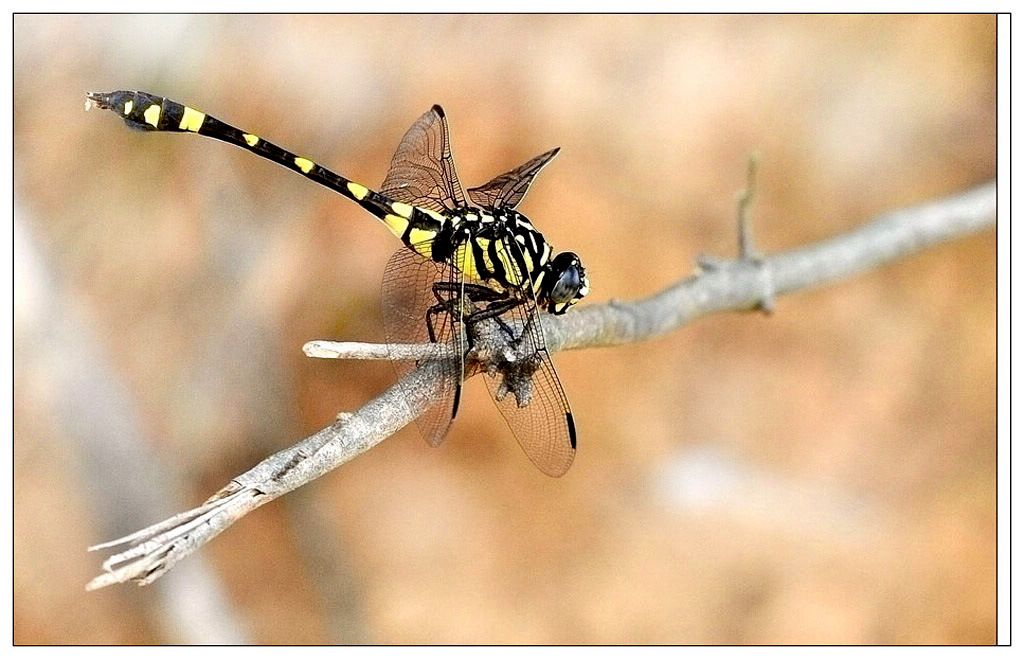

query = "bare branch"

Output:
[[87, 181, 995, 589], [545, 181, 995, 352]]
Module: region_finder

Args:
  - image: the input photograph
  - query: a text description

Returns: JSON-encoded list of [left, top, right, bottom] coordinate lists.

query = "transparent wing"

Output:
[[466, 147, 560, 210], [480, 237, 576, 477], [381, 243, 463, 447], [381, 105, 469, 214], [481, 298, 576, 477]]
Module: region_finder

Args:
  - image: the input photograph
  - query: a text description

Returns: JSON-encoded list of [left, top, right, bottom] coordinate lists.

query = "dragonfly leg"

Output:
[[424, 302, 451, 344], [465, 298, 524, 341], [428, 281, 514, 343], [432, 281, 508, 302], [427, 282, 524, 346], [466, 297, 522, 323]]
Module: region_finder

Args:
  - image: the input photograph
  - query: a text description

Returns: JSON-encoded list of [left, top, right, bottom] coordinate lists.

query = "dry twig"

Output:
[[87, 180, 995, 590]]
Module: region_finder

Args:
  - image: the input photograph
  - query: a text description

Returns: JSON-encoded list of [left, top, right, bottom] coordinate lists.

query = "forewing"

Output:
[[481, 236, 576, 477], [482, 297, 576, 477], [381, 243, 462, 447], [466, 148, 560, 210], [381, 105, 469, 214]]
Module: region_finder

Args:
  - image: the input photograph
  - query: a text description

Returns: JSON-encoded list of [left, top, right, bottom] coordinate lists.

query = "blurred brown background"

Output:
[[14, 14, 996, 644]]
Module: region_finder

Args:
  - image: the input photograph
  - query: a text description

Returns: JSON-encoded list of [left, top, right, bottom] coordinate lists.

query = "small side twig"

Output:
[[737, 150, 761, 261], [735, 151, 774, 313], [698, 152, 773, 312]]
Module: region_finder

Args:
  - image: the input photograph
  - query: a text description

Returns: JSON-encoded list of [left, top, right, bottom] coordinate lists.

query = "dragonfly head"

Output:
[[542, 251, 589, 314]]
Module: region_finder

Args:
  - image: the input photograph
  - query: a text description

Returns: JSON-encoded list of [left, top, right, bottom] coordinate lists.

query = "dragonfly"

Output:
[[86, 90, 590, 476]]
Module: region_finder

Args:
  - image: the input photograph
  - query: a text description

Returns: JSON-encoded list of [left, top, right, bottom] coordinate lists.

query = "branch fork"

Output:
[[86, 178, 996, 589], [697, 151, 774, 313]]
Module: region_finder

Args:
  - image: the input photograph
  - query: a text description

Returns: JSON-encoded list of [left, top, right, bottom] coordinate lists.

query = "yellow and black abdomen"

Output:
[[85, 90, 418, 230], [88, 90, 203, 135]]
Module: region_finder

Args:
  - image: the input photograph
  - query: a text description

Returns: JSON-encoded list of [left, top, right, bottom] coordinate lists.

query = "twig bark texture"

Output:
[[87, 181, 995, 590]]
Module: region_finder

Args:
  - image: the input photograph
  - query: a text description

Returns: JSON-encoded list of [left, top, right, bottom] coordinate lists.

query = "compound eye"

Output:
[[551, 265, 581, 304]]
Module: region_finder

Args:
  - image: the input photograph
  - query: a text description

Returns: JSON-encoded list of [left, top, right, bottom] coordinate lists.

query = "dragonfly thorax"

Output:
[[440, 208, 589, 315], [428, 208, 551, 298]]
